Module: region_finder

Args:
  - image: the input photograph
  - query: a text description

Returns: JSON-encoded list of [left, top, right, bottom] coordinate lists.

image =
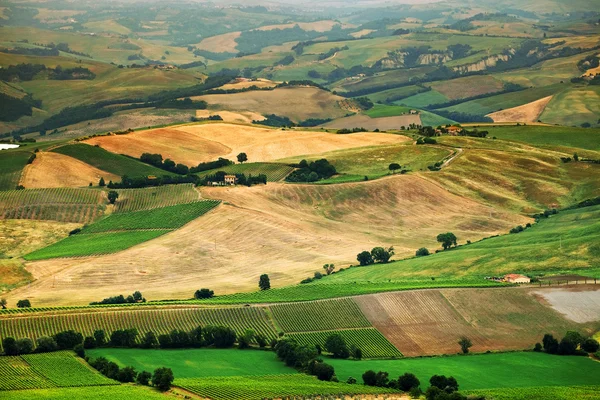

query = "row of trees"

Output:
[[537, 331, 599, 355], [357, 246, 395, 266], [285, 159, 336, 183], [90, 356, 172, 390], [89, 291, 145, 305], [140, 153, 190, 175]]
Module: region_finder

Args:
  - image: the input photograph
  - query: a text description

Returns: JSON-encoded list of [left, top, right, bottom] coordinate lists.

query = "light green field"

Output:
[[328, 352, 600, 390], [464, 386, 600, 400], [398, 90, 449, 108], [0, 149, 32, 190], [316, 205, 600, 284], [87, 348, 294, 378], [53, 144, 170, 178], [197, 162, 294, 182], [288, 328, 403, 358], [419, 110, 456, 126], [1, 386, 173, 400], [366, 85, 427, 104], [363, 104, 412, 118], [540, 86, 600, 127], [483, 125, 600, 152]]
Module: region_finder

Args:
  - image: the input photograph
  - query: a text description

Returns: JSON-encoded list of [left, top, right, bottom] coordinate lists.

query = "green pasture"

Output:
[[363, 104, 412, 118], [464, 385, 600, 400], [398, 90, 449, 108], [483, 125, 600, 152], [0, 149, 31, 191]]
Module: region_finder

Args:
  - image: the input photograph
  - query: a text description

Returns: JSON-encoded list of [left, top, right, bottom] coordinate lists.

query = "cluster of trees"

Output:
[[537, 331, 599, 356], [274, 337, 335, 381], [194, 288, 214, 299], [189, 157, 233, 173], [509, 223, 531, 234], [337, 127, 368, 134], [357, 246, 395, 266], [158, 97, 208, 110], [107, 174, 199, 189], [417, 137, 437, 145], [0, 46, 59, 56], [191, 114, 223, 122], [274, 55, 295, 66], [17, 299, 32, 308], [140, 153, 190, 175], [317, 46, 349, 61], [0, 92, 40, 122], [90, 357, 173, 391], [360, 371, 470, 400], [200, 171, 267, 187], [254, 114, 295, 128], [3, 329, 85, 356], [285, 159, 336, 183], [324, 333, 362, 359], [89, 291, 145, 305], [0, 63, 95, 81]]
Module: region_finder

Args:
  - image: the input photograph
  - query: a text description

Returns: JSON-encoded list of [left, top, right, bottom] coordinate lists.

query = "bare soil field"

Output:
[[487, 96, 553, 123], [20, 152, 119, 188], [195, 31, 241, 53], [357, 287, 599, 356], [194, 87, 348, 122], [174, 123, 409, 163], [322, 114, 421, 131], [195, 110, 265, 124], [218, 78, 277, 90], [7, 175, 527, 306], [85, 127, 231, 165], [533, 287, 600, 323]]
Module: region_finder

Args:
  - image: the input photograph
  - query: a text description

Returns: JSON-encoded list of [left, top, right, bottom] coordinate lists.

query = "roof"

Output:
[[504, 274, 529, 279]]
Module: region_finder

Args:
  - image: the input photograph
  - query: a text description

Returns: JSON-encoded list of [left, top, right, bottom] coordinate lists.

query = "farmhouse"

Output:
[[504, 274, 531, 284], [224, 175, 237, 185], [446, 126, 464, 135]]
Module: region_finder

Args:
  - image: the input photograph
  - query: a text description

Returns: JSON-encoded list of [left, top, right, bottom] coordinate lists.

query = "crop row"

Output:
[[0, 306, 277, 346], [0, 351, 116, 391], [83, 200, 220, 233], [287, 328, 403, 359], [0, 188, 105, 223], [176, 374, 394, 400], [270, 298, 371, 333], [114, 184, 199, 213]]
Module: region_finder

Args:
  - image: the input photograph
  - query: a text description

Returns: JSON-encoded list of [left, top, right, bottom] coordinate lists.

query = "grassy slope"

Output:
[[398, 90, 449, 108], [0, 150, 31, 190], [363, 104, 411, 118], [87, 348, 294, 378], [464, 386, 600, 400], [317, 205, 600, 284], [52, 144, 171, 178], [483, 125, 600, 152], [328, 352, 600, 390]]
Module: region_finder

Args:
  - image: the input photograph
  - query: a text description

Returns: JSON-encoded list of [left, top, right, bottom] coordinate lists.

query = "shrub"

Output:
[[36, 336, 58, 353], [152, 367, 174, 391], [194, 288, 215, 299], [582, 338, 600, 353], [17, 299, 31, 308], [137, 370, 152, 385], [416, 247, 430, 257], [398, 372, 420, 392]]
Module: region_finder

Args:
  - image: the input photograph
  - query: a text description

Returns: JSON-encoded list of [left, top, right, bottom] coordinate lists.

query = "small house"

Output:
[[504, 274, 531, 284], [224, 175, 237, 185], [446, 126, 463, 135], [409, 109, 419, 115]]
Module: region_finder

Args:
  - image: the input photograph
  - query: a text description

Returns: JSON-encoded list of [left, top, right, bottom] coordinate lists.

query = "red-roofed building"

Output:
[[504, 274, 531, 284]]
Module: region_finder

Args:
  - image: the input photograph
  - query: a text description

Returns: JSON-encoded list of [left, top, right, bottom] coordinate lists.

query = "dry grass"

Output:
[[430, 75, 504, 100], [487, 96, 553, 123], [322, 114, 421, 131], [174, 123, 408, 163], [20, 152, 119, 189], [350, 29, 376, 38], [195, 110, 265, 124], [9, 175, 526, 306], [219, 78, 277, 90], [357, 287, 599, 356], [85, 127, 231, 166], [194, 87, 348, 122], [195, 32, 241, 53]]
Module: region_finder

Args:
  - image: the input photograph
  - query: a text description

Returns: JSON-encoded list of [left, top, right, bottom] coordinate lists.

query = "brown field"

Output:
[[85, 127, 231, 165], [195, 110, 265, 124], [255, 20, 340, 32], [356, 287, 600, 356], [429, 75, 505, 100], [533, 287, 600, 323], [322, 114, 421, 131], [195, 31, 241, 53], [194, 87, 348, 122], [487, 96, 553, 123], [219, 78, 277, 90], [350, 29, 376, 38], [7, 175, 527, 306], [20, 152, 119, 188]]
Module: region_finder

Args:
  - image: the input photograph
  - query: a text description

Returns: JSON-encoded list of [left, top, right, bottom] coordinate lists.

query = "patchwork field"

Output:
[[487, 96, 554, 123], [7, 174, 526, 306], [194, 87, 348, 122], [20, 152, 119, 189]]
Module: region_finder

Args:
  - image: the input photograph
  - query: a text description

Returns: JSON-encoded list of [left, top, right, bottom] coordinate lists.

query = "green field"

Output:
[[0, 149, 31, 191], [0, 306, 277, 345], [483, 125, 600, 152], [419, 110, 456, 126], [83, 200, 219, 233], [23, 230, 169, 260], [115, 184, 200, 213], [366, 85, 429, 104], [87, 348, 293, 378], [363, 104, 412, 118], [270, 298, 370, 332], [465, 385, 600, 400], [177, 374, 394, 400], [399, 90, 449, 108], [198, 162, 294, 182], [277, 143, 451, 181], [288, 328, 403, 358], [0, 188, 105, 224], [0, 351, 117, 391], [1, 385, 173, 400], [52, 144, 170, 179], [328, 352, 600, 390], [23, 201, 219, 260], [540, 86, 600, 127]]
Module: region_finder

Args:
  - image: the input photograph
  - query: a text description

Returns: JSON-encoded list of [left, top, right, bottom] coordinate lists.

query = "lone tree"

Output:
[[99, 177, 106, 187], [237, 152, 248, 163], [436, 232, 457, 250], [17, 299, 31, 308], [371, 246, 394, 263], [0, 298, 6, 309], [357, 251, 374, 266], [152, 367, 174, 391], [324, 333, 350, 358], [259, 274, 271, 290], [389, 163, 401, 173], [107, 190, 119, 204], [415, 247, 430, 257], [323, 263, 335, 275], [458, 336, 472, 354], [194, 288, 214, 299], [397, 372, 420, 392]]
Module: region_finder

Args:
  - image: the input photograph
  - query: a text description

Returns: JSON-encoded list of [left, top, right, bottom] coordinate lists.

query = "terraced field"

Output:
[[0, 188, 106, 224], [114, 184, 200, 213], [270, 298, 371, 332], [0, 351, 116, 391], [0, 306, 277, 346], [287, 328, 403, 358]]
